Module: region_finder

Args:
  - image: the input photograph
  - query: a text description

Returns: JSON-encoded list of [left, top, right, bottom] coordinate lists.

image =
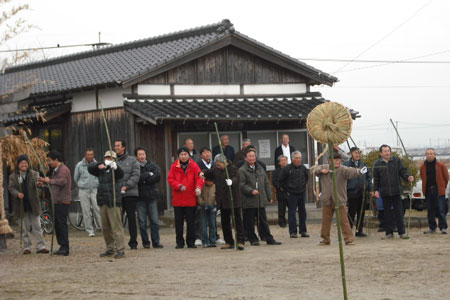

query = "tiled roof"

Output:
[[0, 101, 72, 125], [0, 19, 337, 98], [123, 92, 359, 124]]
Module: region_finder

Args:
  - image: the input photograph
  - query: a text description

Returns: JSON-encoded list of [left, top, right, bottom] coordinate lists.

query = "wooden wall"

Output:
[[142, 46, 308, 85]]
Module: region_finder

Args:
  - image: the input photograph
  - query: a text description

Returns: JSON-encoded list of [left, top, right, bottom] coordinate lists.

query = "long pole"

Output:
[[98, 99, 119, 229], [329, 143, 348, 300], [389, 119, 413, 238], [213, 122, 238, 249]]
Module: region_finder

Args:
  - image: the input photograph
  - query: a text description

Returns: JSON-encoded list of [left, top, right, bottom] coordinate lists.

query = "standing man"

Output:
[[88, 151, 126, 258], [278, 151, 309, 238], [9, 155, 49, 254], [184, 138, 201, 162], [38, 151, 72, 256], [420, 148, 449, 234], [314, 152, 366, 246], [272, 155, 289, 227], [74, 148, 101, 237], [239, 149, 281, 246], [135, 147, 164, 248], [213, 135, 235, 162], [114, 139, 140, 250], [168, 147, 204, 248], [373, 144, 414, 239], [233, 139, 252, 165], [274, 134, 296, 167], [344, 147, 373, 237]]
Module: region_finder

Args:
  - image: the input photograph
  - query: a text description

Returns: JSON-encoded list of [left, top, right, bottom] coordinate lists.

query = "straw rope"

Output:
[[0, 141, 13, 235]]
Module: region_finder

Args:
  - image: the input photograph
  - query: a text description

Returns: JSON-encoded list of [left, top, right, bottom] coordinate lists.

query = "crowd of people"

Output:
[[7, 133, 449, 258]]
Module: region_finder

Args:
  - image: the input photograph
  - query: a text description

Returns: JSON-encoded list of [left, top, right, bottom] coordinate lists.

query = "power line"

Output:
[[332, 0, 433, 75], [0, 42, 112, 53]]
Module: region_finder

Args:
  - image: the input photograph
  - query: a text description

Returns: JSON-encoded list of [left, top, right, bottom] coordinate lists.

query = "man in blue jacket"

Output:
[[344, 147, 372, 237]]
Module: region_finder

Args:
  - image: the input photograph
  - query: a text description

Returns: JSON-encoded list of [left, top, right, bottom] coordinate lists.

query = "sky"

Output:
[[2, 0, 450, 149]]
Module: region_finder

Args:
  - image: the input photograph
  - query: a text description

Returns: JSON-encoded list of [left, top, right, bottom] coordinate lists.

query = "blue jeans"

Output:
[[136, 200, 160, 246], [201, 205, 217, 246], [287, 193, 307, 235], [426, 186, 448, 231]]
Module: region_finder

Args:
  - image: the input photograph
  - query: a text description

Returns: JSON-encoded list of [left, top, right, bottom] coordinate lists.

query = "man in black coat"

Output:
[[373, 144, 414, 239], [274, 134, 296, 168], [278, 151, 309, 238], [344, 147, 373, 237], [272, 155, 289, 227], [135, 147, 163, 249], [212, 134, 235, 162]]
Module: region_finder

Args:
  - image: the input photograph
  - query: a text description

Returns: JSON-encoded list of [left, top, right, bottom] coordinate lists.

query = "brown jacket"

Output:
[[420, 160, 449, 196], [8, 169, 41, 217], [314, 164, 361, 206], [50, 163, 72, 203]]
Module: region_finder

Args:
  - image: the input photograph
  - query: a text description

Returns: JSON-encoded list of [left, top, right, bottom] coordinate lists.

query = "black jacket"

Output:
[[274, 145, 296, 168], [373, 156, 410, 197], [343, 159, 372, 198], [137, 161, 161, 202], [88, 163, 124, 207], [278, 163, 309, 195], [212, 145, 235, 163], [272, 167, 287, 201]]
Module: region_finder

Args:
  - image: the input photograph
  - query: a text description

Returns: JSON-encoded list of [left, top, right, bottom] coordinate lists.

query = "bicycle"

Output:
[[40, 198, 54, 234], [68, 198, 101, 231]]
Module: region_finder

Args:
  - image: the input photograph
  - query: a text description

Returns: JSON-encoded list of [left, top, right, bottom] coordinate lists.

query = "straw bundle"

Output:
[[0, 141, 13, 235], [306, 102, 353, 145]]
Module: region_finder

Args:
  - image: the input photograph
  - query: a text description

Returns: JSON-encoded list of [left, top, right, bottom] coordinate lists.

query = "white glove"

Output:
[[195, 188, 202, 196], [149, 172, 154, 176], [180, 185, 186, 192], [110, 162, 117, 170], [225, 179, 232, 186], [360, 166, 367, 174]]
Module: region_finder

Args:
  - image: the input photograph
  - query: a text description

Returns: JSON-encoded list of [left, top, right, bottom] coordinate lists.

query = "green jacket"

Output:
[[238, 162, 271, 209], [8, 169, 41, 217]]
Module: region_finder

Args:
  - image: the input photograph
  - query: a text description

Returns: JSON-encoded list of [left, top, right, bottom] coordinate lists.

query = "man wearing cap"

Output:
[[88, 151, 126, 258], [168, 147, 204, 248], [74, 148, 101, 237], [314, 152, 367, 245], [344, 147, 373, 237], [38, 150, 72, 256], [114, 139, 140, 249], [9, 155, 49, 255]]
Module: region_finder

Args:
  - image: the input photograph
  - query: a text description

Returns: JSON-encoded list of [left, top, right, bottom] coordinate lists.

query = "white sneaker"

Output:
[[194, 239, 202, 246], [216, 238, 225, 245], [89, 233, 95, 237]]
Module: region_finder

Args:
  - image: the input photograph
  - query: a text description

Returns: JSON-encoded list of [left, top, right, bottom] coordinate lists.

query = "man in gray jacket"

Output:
[[114, 140, 141, 249], [239, 149, 281, 246], [74, 148, 101, 237]]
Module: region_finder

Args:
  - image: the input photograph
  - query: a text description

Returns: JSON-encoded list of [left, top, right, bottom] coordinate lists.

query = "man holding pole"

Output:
[[373, 144, 414, 239], [420, 148, 449, 234]]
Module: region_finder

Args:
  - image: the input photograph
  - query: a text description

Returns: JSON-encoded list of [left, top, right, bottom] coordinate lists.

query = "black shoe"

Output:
[[237, 243, 245, 250], [175, 245, 184, 249], [143, 244, 151, 249], [54, 249, 69, 256], [100, 250, 114, 257], [267, 240, 282, 245], [250, 241, 260, 246], [153, 244, 164, 248], [290, 234, 298, 238], [130, 246, 137, 250], [279, 224, 287, 228], [208, 244, 217, 248], [356, 232, 367, 237], [300, 233, 310, 238], [114, 251, 125, 258], [187, 245, 197, 249]]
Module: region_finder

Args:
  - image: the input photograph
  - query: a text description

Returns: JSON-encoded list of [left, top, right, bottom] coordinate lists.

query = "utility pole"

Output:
[[396, 121, 399, 147]]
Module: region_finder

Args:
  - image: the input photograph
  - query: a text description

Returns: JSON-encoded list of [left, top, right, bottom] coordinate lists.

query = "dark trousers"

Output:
[[122, 196, 138, 248], [287, 193, 307, 235], [243, 207, 274, 243], [194, 206, 202, 240], [348, 195, 366, 233], [55, 203, 69, 251], [221, 208, 245, 246], [277, 196, 288, 226], [382, 194, 405, 235], [174, 206, 197, 247], [426, 186, 448, 230]]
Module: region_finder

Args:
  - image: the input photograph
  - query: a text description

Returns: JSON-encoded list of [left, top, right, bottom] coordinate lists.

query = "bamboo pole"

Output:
[[213, 123, 238, 249], [329, 143, 349, 300]]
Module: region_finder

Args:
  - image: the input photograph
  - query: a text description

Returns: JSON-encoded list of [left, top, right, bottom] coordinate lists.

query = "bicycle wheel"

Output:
[[68, 200, 84, 231], [40, 212, 54, 234]]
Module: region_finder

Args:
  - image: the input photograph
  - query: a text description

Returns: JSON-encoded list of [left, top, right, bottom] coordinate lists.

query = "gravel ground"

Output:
[[1, 223, 450, 300]]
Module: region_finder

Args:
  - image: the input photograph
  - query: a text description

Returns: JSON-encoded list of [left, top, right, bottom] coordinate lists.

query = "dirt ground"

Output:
[[1, 222, 450, 300]]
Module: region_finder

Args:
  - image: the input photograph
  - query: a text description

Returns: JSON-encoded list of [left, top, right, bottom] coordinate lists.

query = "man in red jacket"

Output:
[[168, 147, 204, 248], [420, 148, 449, 234]]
